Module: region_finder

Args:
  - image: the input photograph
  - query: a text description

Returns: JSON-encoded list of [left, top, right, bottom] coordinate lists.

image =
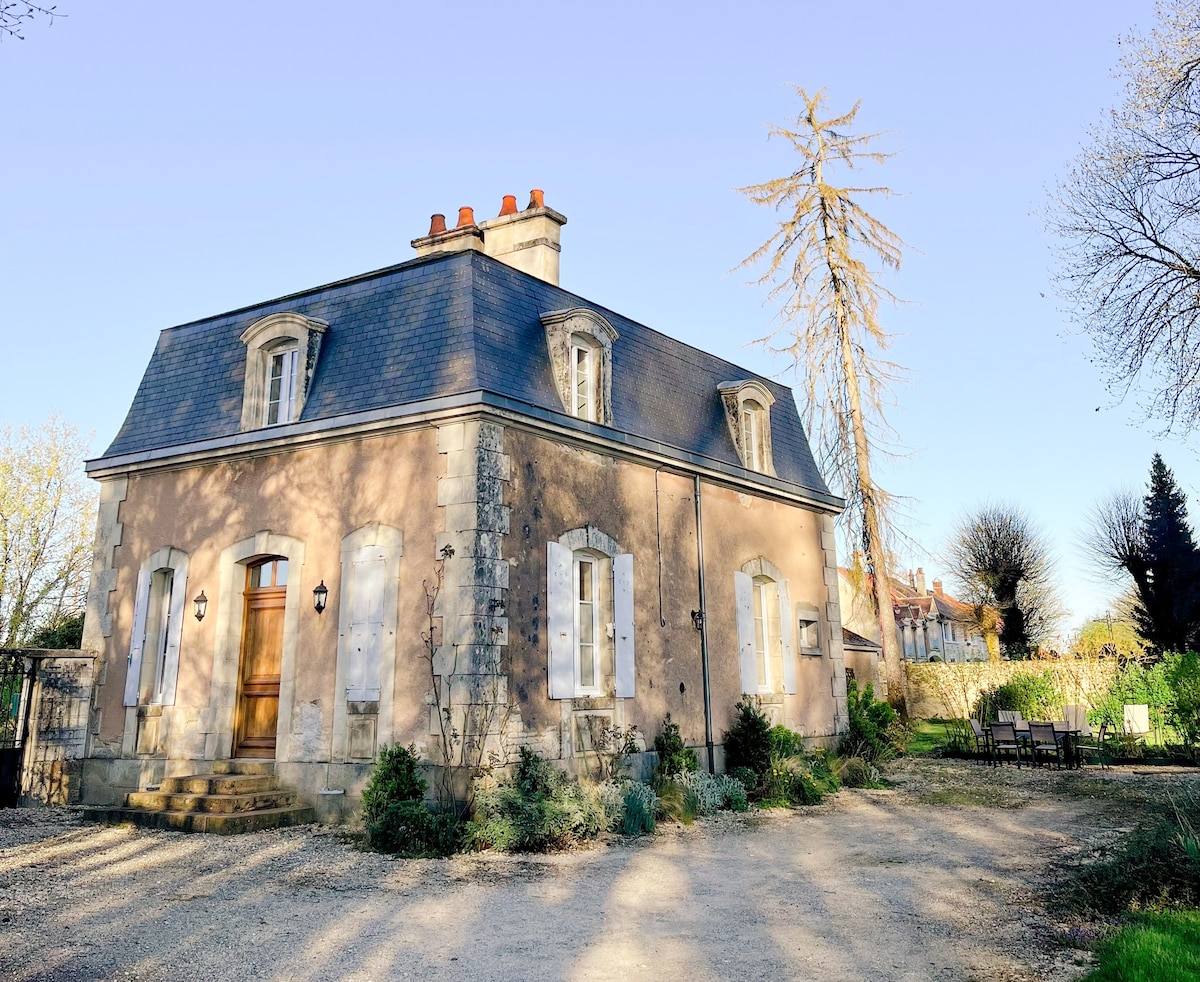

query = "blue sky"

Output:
[[2, 0, 1185, 630]]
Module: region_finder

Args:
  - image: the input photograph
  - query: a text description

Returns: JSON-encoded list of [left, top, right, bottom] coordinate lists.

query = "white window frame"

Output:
[[239, 311, 328, 431], [264, 343, 300, 426], [718, 380, 777, 476], [735, 560, 797, 696], [541, 308, 619, 426], [124, 547, 189, 708], [547, 528, 634, 700], [573, 552, 602, 695], [570, 337, 599, 422]]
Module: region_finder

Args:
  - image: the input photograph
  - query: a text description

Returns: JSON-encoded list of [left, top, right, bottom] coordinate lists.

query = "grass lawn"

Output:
[[906, 718, 955, 756], [1083, 911, 1200, 982]]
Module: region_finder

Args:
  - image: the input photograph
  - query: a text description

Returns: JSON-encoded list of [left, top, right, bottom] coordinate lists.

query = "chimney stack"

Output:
[[932, 579, 944, 598], [916, 567, 927, 596], [411, 188, 567, 286]]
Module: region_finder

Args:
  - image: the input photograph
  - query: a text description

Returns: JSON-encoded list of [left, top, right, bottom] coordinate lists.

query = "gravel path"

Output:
[[1, 759, 1195, 982]]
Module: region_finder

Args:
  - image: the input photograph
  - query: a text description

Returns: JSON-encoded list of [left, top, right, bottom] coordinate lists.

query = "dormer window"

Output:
[[542, 308, 619, 425], [571, 335, 600, 422], [239, 312, 328, 431], [719, 380, 777, 475], [265, 343, 299, 425]]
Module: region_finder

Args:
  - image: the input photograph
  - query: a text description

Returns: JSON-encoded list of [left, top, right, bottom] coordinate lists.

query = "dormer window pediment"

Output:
[[541, 307, 618, 425], [239, 312, 328, 430], [719, 379, 776, 476]]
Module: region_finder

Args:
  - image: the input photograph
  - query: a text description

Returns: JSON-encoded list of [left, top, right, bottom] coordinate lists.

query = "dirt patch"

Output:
[[1, 759, 1197, 982]]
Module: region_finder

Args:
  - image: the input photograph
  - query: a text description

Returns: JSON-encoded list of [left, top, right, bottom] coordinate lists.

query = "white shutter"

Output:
[[734, 571, 757, 694], [547, 541, 574, 699], [614, 553, 635, 698], [778, 578, 797, 695], [158, 560, 188, 706], [124, 570, 151, 707], [347, 548, 386, 701]]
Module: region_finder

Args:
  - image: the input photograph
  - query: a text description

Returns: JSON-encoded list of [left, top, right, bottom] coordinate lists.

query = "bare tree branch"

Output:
[[738, 87, 909, 704], [0, 3, 62, 41]]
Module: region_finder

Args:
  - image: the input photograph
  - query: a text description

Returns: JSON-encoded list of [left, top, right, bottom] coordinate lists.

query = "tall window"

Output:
[[752, 576, 778, 691], [264, 345, 299, 425], [742, 400, 765, 471], [571, 338, 598, 422], [546, 534, 635, 700], [150, 569, 175, 703], [574, 553, 601, 692]]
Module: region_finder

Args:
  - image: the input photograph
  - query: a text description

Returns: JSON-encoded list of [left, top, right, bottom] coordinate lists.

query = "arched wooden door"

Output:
[[235, 557, 288, 758]]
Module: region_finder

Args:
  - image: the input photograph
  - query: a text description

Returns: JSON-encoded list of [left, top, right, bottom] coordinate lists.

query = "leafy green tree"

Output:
[[1071, 615, 1148, 660], [0, 418, 95, 648], [738, 88, 907, 703]]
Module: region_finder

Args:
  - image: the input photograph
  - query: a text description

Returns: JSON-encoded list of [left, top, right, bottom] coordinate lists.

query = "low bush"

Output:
[[653, 713, 699, 784], [1059, 791, 1200, 914], [466, 747, 606, 852], [1166, 651, 1200, 756], [362, 744, 462, 856], [366, 801, 463, 857], [835, 755, 883, 789], [676, 770, 725, 816], [758, 754, 823, 808], [714, 774, 749, 812], [729, 765, 758, 794], [840, 681, 904, 763], [597, 778, 659, 836], [769, 724, 805, 759], [723, 699, 773, 780]]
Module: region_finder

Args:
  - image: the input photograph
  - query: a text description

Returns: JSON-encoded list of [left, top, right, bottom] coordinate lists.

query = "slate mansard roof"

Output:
[[93, 251, 837, 505]]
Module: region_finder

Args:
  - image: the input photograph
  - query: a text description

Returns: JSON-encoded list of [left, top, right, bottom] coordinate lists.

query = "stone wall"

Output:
[[904, 659, 1120, 720]]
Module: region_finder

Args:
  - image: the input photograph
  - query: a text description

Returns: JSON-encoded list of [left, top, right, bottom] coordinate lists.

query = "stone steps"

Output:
[[79, 760, 314, 834]]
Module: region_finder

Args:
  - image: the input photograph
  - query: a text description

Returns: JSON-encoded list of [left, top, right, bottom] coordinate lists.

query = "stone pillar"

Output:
[[820, 514, 849, 734], [433, 420, 512, 768]]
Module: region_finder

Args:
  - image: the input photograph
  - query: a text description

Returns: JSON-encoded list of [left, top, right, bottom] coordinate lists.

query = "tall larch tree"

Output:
[[738, 88, 907, 705]]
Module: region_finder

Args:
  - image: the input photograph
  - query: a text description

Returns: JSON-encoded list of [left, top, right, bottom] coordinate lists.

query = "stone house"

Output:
[[838, 566, 998, 676], [79, 191, 850, 819]]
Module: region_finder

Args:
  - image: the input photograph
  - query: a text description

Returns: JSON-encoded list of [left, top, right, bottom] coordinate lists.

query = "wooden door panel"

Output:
[[236, 586, 285, 758]]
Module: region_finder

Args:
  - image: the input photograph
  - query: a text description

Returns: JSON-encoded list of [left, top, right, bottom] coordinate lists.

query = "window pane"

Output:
[[274, 559, 288, 586], [249, 563, 264, 589], [579, 642, 595, 687], [577, 559, 593, 601]]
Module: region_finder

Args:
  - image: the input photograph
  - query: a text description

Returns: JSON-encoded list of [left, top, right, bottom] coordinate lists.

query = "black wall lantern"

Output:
[[193, 590, 208, 622], [313, 580, 329, 614]]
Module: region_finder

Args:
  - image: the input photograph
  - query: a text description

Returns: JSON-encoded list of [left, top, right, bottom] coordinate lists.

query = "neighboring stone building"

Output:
[[79, 191, 850, 819], [839, 566, 997, 677]]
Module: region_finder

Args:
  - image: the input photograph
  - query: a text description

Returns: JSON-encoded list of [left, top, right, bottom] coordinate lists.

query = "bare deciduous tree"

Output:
[[946, 503, 1063, 656], [738, 87, 908, 703], [1050, 1, 1200, 435], [0, 417, 94, 647], [0, 3, 61, 41]]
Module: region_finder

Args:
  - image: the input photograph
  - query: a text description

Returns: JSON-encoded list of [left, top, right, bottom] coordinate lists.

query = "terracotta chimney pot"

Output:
[[456, 206, 476, 228], [428, 213, 447, 236], [528, 188, 545, 209], [499, 194, 518, 216]]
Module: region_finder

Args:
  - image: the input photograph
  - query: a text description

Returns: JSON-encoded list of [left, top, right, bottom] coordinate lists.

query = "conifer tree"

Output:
[[1136, 454, 1200, 653], [738, 88, 906, 704]]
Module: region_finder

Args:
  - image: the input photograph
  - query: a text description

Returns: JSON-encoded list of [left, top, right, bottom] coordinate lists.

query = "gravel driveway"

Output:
[[1, 759, 1193, 982]]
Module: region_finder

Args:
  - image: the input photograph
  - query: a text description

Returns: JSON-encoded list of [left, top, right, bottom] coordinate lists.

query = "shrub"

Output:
[[769, 724, 805, 759], [1166, 651, 1200, 755], [840, 681, 903, 763], [652, 713, 699, 784], [729, 766, 758, 793], [759, 754, 823, 808], [836, 755, 882, 789], [723, 699, 773, 780], [1089, 659, 1174, 734], [655, 781, 695, 824], [621, 781, 658, 835], [1059, 791, 1200, 914], [361, 744, 462, 856], [465, 747, 606, 852], [714, 774, 749, 812], [596, 779, 658, 836], [977, 670, 1062, 723], [366, 801, 463, 857], [676, 770, 724, 816]]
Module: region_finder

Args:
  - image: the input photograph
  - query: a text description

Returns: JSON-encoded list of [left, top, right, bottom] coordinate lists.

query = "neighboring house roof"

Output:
[[93, 250, 836, 504], [842, 627, 880, 650]]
